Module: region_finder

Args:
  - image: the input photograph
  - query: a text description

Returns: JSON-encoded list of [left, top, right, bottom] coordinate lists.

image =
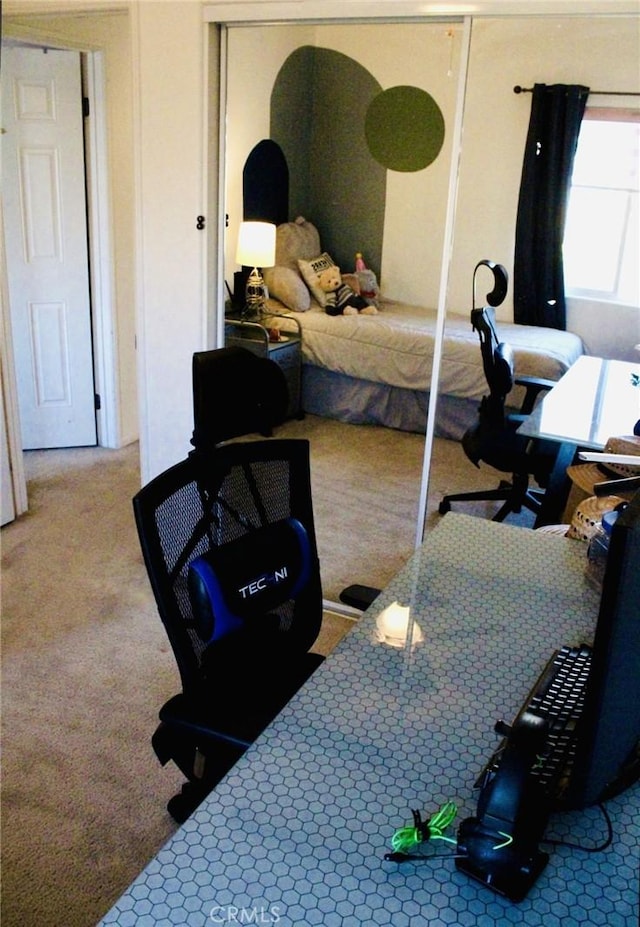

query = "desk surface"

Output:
[[519, 356, 640, 449], [100, 515, 639, 927]]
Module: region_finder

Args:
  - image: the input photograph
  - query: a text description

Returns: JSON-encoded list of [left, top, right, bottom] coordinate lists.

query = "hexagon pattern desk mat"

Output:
[[100, 514, 639, 927]]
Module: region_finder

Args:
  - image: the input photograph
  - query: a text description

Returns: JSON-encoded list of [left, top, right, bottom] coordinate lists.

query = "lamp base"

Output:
[[244, 267, 267, 318]]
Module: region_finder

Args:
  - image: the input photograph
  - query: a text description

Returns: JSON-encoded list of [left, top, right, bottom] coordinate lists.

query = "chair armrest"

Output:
[[515, 375, 555, 415], [339, 584, 381, 611]]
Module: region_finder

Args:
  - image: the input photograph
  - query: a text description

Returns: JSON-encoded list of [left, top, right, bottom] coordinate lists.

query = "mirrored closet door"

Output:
[[221, 20, 466, 603]]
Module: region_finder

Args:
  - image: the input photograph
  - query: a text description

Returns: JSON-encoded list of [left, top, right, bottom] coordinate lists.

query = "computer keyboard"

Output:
[[526, 644, 592, 794], [480, 644, 593, 799]]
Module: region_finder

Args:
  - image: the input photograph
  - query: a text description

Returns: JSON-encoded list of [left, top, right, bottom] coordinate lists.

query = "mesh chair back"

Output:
[[134, 439, 323, 698], [472, 307, 515, 393]]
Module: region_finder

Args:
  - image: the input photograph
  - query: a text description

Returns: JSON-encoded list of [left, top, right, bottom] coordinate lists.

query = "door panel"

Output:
[[2, 46, 97, 449]]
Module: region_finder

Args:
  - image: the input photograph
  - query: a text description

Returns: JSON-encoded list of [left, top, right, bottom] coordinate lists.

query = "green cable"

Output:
[[391, 801, 458, 853]]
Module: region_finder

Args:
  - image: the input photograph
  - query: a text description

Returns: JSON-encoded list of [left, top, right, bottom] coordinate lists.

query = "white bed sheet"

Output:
[[267, 298, 584, 400]]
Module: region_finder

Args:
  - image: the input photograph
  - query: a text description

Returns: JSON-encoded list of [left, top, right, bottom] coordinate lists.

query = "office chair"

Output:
[[439, 261, 556, 523], [134, 348, 325, 822]]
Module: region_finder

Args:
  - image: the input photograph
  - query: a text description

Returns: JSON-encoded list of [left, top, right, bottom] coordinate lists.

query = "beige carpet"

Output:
[[0, 418, 534, 927], [277, 414, 535, 601]]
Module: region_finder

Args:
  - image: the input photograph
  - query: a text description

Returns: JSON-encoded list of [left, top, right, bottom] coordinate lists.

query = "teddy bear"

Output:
[[316, 266, 378, 316]]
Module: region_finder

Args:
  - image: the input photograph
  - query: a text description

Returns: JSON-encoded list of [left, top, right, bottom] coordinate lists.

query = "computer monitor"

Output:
[[457, 488, 640, 900], [568, 487, 640, 808]]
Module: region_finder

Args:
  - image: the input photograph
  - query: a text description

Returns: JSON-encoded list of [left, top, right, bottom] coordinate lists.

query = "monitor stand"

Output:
[[456, 712, 551, 902]]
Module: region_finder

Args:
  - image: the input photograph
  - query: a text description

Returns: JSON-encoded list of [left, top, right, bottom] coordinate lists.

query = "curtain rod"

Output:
[[514, 85, 640, 96]]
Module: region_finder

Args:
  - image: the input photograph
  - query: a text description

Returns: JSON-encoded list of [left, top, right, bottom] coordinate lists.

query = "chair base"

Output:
[[439, 478, 544, 523], [154, 723, 248, 822], [167, 779, 214, 824]]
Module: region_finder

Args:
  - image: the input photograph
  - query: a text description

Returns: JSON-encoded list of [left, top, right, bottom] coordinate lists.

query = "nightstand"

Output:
[[224, 313, 303, 420]]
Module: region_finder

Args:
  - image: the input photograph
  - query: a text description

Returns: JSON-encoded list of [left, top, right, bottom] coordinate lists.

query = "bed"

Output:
[[264, 295, 584, 439], [253, 213, 583, 439]]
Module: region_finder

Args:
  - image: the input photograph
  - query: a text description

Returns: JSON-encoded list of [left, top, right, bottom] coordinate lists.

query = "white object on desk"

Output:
[[518, 356, 640, 450], [578, 452, 640, 466]]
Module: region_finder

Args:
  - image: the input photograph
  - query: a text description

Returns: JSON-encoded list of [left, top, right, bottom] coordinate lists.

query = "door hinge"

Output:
[[94, 393, 101, 411], [83, 97, 90, 118]]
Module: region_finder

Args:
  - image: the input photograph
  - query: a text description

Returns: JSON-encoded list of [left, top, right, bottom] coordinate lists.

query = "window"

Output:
[[563, 111, 639, 306]]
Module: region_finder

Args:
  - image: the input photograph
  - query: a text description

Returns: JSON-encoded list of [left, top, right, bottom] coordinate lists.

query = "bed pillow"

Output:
[[263, 265, 311, 312], [275, 216, 321, 270], [297, 252, 336, 308]]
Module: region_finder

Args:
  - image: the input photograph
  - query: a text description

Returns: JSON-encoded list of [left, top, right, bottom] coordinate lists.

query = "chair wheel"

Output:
[[439, 500, 451, 515], [167, 781, 210, 824]]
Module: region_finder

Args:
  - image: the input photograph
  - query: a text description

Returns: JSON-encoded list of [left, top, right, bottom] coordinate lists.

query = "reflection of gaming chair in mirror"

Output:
[[439, 259, 555, 522]]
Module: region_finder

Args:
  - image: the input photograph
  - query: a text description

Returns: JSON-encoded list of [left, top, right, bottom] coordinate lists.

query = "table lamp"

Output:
[[236, 221, 276, 317]]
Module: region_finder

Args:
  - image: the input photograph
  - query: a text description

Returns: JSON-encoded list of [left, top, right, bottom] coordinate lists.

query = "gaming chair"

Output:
[[133, 347, 325, 821]]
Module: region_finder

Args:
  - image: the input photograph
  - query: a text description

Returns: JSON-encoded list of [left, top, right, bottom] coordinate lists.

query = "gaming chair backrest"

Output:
[[471, 306, 515, 423], [133, 439, 323, 697]]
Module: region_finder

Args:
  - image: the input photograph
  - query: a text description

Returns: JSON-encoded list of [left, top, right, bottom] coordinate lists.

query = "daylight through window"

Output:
[[563, 111, 640, 306]]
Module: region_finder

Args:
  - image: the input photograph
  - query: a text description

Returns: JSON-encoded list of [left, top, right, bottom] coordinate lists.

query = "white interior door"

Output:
[[2, 46, 97, 449]]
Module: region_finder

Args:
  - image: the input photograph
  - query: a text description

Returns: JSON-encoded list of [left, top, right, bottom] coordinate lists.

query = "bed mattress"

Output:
[[268, 298, 584, 401]]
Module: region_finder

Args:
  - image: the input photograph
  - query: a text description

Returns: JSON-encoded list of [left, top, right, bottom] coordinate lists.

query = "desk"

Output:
[[518, 356, 640, 524], [100, 516, 639, 927]]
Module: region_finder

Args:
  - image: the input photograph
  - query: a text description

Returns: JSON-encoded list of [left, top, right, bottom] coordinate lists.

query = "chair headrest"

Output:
[[191, 346, 288, 450], [187, 518, 312, 644], [473, 260, 509, 308]]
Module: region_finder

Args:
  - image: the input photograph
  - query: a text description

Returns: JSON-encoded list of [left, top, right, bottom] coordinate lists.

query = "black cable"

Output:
[[384, 851, 468, 863], [541, 802, 614, 854]]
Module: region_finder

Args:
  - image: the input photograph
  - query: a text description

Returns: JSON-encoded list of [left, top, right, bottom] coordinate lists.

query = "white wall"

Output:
[[226, 21, 463, 306], [449, 15, 640, 360], [131, 0, 208, 481], [225, 23, 315, 290], [316, 22, 463, 305]]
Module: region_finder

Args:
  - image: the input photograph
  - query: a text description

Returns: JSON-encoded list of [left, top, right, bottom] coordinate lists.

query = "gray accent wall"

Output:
[[271, 46, 386, 277]]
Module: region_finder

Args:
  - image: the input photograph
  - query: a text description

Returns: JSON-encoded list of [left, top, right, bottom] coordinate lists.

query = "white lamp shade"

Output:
[[236, 221, 276, 269]]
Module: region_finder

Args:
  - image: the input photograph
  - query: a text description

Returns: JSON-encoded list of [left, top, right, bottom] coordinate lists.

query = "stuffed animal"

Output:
[[316, 266, 378, 316], [355, 268, 380, 307]]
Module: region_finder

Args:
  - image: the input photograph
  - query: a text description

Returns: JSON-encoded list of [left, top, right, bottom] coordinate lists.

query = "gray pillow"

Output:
[[263, 265, 311, 312], [275, 216, 321, 269]]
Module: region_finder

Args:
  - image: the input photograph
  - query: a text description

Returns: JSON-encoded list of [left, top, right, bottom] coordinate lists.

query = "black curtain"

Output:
[[513, 83, 589, 329]]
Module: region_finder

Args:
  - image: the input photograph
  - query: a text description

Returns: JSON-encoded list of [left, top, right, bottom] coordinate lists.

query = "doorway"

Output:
[[1, 36, 121, 518], [2, 44, 97, 450]]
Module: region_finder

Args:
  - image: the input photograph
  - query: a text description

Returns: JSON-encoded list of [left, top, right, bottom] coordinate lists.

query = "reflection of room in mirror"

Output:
[[223, 14, 639, 606]]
